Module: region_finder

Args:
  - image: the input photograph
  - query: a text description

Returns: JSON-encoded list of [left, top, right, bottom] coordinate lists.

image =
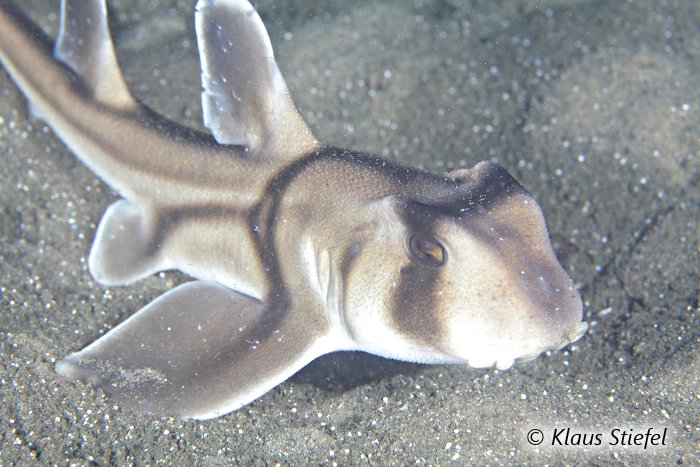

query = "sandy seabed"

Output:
[[1, 0, 697, 464]]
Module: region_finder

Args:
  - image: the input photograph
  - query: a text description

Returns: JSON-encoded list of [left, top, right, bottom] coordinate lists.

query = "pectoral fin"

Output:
[[56, 281, 334, 419], [195, 0, 318, 157]]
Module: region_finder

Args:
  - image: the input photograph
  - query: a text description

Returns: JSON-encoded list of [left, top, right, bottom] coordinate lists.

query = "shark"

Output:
[[0, 0, 588, 419]]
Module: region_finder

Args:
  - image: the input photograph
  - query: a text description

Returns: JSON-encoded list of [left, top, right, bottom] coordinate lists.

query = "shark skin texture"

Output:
[[0, 0, 587, 419]]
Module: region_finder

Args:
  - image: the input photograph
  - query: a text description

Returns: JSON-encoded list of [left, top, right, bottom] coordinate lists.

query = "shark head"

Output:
[[341, 161, 587, 369]]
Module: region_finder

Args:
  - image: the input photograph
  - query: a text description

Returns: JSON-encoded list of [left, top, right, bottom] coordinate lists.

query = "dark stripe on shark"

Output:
[[388, 161, 530, 347], [390, 199, 445, 346], [392, 262, 443, 346], [425, 162, 529, 218], [147, 204, 246, 256]]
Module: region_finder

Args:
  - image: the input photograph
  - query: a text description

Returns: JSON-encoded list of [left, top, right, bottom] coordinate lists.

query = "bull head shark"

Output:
[[0, 0, 587, 419]]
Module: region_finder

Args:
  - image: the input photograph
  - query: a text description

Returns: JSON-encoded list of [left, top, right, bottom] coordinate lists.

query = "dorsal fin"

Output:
[[195, 0, 319, 158], [54, 0, 137, 110]]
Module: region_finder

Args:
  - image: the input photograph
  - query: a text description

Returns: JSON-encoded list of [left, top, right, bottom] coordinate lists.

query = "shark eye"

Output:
[[407, 233, 447, 268]]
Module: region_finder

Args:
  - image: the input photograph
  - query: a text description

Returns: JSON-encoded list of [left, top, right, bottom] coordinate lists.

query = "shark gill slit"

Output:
[[337, 240, 363, 340]]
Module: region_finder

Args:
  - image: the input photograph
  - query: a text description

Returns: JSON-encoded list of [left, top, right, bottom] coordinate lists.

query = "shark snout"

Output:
[[446, 275, 588, 371]]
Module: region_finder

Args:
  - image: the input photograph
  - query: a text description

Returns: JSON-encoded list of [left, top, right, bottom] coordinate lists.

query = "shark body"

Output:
[[0, 0, 587, 419]]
